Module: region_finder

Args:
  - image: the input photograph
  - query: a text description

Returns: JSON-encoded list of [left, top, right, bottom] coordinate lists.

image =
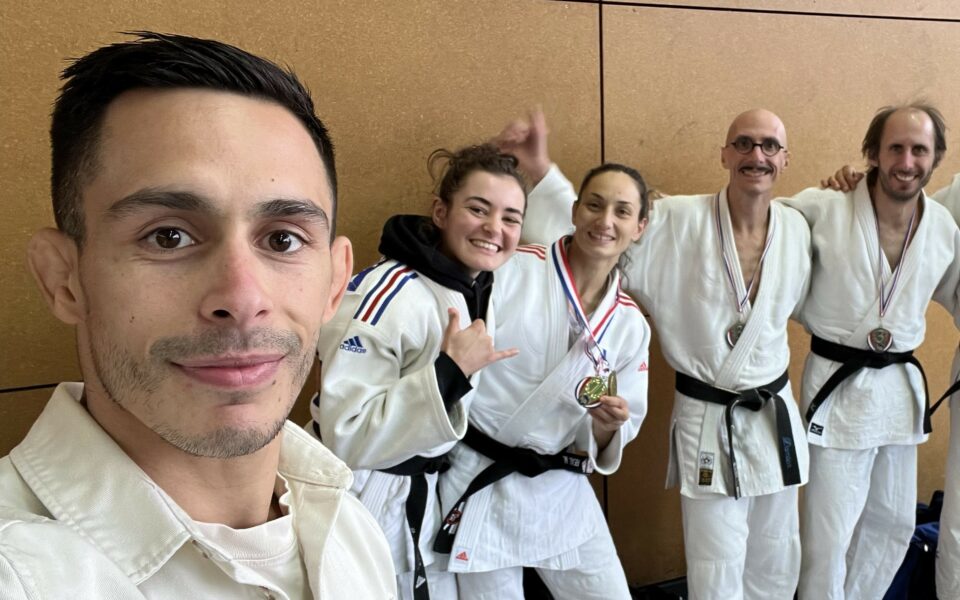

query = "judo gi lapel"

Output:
[[713, 189, 779, 390], [846, 180, 927, 346], [495, 237, 619, 446]]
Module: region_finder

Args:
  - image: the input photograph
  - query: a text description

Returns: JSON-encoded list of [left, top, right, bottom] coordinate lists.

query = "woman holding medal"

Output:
[[309, 143, 526, 600], [435, 163, 651, 599]]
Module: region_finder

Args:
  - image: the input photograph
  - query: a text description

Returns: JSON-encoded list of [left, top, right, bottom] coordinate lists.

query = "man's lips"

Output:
[[173, 354, 285, 388]]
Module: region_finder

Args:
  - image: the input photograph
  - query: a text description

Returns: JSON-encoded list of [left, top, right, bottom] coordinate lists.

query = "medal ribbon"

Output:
[[715, 194, 776, 316], [551, 237, 614, 373], [874, 201, 918, 319]]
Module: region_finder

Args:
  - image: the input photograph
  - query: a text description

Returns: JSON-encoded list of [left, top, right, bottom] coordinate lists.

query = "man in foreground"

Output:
[[0, 32, 395, 598]]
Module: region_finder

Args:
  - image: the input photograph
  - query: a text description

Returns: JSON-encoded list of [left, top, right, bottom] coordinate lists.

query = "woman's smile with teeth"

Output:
[[471, 239, 500, 251], [588, 231, 615, 242]]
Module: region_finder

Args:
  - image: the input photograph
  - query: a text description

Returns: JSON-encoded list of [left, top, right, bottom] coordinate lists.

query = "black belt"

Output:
[[378, 454, 449, 600], [432, 425, 592, 554], [931, 378, 960, 417], [807, 336, 932, 434], [675, 369, 799, 500]]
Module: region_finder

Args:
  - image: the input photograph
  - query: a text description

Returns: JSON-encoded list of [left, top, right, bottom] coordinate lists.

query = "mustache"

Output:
[[150, 328, 303, 362]]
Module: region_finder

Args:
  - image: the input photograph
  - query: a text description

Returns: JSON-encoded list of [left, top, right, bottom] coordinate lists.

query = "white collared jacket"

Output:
[[0, 383, 396, 599]]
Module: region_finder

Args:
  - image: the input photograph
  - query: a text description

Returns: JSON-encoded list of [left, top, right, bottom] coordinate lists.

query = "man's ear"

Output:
[[26, 228, 86, 325], [321, 235, 353, 323]]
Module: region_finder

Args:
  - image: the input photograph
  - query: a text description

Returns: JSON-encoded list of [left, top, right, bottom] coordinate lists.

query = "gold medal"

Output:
[[576, 372, 618, 408], [577, 376, 606, 408]]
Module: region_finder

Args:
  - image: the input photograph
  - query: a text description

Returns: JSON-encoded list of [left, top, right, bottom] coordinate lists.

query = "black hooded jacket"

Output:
[[379, 214, 494, 409]]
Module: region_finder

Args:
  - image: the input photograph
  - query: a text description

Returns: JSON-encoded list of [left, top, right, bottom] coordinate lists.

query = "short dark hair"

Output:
[[861, 103, 947, 179], [428, 143, 527, 208], [51, 31, 337, 244], [577, 163, 650, 221]]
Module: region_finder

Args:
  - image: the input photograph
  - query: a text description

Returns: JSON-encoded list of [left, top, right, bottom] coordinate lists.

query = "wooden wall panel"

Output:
[[602, 5, 960, 199], [0, 387, 55, 457], [608, 0, 960, 20], [602, 4, 960, 585]]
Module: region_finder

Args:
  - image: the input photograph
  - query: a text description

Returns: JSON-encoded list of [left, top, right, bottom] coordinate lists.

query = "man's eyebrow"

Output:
[[465, 195, 523, 215], [105, 189, 216, 219], [252, 198, 330, 229]]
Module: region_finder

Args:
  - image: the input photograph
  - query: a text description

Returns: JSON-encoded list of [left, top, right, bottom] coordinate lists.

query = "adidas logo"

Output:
[[455, 550, 469, 561], [339, 336, 367, 354], [638, 361, 648, 372]]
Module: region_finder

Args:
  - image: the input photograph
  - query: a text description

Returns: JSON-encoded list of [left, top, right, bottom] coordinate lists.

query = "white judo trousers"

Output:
[[935, 174, 960, 600], [455, 529, 631, 600], [524, 167, 812, 600], [800, 445, 917, 600], [940, 381, 960, 600], [784, 181, 960, 600], [682, 487, 799, 600]]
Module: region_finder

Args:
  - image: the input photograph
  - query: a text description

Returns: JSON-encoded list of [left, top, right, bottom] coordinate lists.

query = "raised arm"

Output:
[[493, 108, 577, 244]]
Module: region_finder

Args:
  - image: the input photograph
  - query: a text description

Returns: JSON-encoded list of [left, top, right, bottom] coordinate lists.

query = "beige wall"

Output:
[[1, 0, 958, 587]]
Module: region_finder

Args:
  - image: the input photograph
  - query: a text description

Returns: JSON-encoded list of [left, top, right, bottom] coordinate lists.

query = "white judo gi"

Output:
[[933, 173, 960, 600], [783, 179, 960, 600], [311, 258, 482, 600], [523, 166, 812, 600], [438, 237, 650, 600]]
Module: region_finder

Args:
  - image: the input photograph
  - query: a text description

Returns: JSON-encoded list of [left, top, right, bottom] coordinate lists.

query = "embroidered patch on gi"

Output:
[[454, 548, 470, 563], [339, 336, 367, 354], [638, 361, 648, 372], [698, 451, 715, 486], [810, 423, 824, 436]]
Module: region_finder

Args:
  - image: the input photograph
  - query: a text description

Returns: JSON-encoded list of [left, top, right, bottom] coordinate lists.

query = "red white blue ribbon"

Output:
[[874, 200, 917, 319], [550, 237, 614, 373], [715, 194, 776, 316]]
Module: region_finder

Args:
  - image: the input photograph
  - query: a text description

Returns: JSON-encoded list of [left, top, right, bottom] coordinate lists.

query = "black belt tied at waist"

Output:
[[675, 369, 799, 500], [432, 425, 593, 554], [378, 454, 450, 600], [807, 336, 933, 435]]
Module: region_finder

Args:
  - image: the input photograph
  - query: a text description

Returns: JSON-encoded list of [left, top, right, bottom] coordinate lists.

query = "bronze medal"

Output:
[[867, 327, 893, 352], [726, 322, 744, 348]]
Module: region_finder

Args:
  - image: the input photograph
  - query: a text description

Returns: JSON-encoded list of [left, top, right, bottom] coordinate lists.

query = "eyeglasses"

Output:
[[726, 136, 786, 157]]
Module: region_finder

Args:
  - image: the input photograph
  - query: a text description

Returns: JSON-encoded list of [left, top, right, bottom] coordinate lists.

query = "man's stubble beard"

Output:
[[88, 320, 314, 458]]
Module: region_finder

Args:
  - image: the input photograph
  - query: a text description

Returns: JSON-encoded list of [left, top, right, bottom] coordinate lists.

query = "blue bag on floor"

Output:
[[883, 491, 942, 600]]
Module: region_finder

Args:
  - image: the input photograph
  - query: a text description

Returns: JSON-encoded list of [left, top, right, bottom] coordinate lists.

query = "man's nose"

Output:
[[198, 240, 273, 327]]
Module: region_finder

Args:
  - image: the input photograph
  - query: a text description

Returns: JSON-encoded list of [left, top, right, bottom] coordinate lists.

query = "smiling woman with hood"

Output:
[[307, 143, 526, 600]]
